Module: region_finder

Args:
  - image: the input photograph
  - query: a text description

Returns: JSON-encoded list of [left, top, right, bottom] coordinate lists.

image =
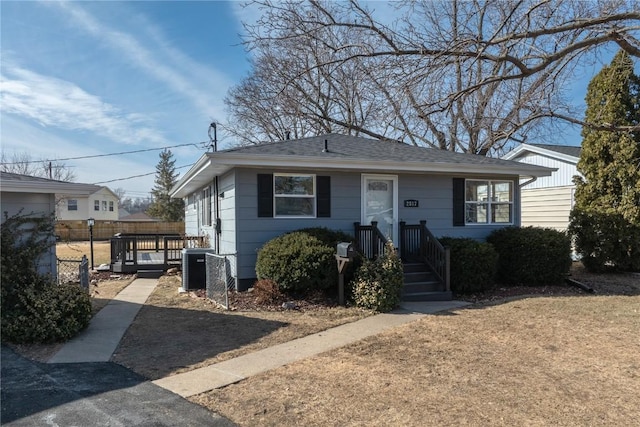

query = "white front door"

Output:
[[362, 174, 398, 243]]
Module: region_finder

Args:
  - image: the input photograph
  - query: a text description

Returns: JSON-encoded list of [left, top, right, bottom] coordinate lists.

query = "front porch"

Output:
[[354, 220, 451, 301]]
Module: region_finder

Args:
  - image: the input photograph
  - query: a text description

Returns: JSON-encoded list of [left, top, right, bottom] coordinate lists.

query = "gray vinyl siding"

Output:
[[234, 168, 360, 285], [397, 174, 521, 240], [1, 191, 57, 277], [233, 169, 521, 285], [183, 195, 198, 236]]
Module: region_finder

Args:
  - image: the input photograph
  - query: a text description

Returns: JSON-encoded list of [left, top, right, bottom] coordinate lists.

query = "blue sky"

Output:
[[0, 1, 613, 199], [1, 0, 252, 198]]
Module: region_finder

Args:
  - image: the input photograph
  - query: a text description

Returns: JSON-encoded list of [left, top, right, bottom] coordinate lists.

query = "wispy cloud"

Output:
[[51, 1, 230, 120], [0, 64, 167, 145]]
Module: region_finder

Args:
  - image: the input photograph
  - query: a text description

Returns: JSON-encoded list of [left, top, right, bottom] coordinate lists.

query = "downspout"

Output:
[[209, 122, 221, 253], [519, 176, 537, 188], [517, 176, 537, 228]]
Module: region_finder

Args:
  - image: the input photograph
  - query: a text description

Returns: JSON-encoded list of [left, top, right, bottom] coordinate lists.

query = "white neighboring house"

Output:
[[502, 143, 581, 231], [1, 172, 100, 277], [56, 185, 119, 221]]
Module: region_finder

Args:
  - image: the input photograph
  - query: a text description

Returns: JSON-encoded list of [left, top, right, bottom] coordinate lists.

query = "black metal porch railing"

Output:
[[399, 220, 450, 292], [353, 221, 390, 260]]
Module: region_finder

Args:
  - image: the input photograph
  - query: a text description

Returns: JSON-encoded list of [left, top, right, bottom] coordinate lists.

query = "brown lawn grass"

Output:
[[193, 294, 640, 426], [111, 275, 370, 380], [56, 240, 112, 266], [187, 268, 640, 426]]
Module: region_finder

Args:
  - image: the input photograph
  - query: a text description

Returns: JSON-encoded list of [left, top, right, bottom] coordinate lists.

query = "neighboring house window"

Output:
[[201, 187, 211, 226], [109, 201, 114, 212], [94, 200, 100, 211], [102, 201, 108, 211], [68, 199, 78, 211], [258, 174, 331, 218]]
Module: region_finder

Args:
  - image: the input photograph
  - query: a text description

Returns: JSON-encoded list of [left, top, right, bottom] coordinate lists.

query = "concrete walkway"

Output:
[[48, 278, 157, 363], [48, 276, 468, 398], [153, 300, 469, 397]]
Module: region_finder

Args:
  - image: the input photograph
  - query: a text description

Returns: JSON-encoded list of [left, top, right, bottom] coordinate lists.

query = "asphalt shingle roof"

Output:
[[221, 133, 540, 168], [528, 143, 581, 158]]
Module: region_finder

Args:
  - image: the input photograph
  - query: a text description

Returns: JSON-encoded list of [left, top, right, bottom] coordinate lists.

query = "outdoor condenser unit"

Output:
[[182, 248, 215, 290]]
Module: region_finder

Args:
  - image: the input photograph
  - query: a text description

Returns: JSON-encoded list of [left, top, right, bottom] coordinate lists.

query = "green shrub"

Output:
[[569, 208, 640, 272], [487, 226, 572, 286], [295, 227, 354, 248], [1, 211, 92, 344], [256, 232, 337, 293], [439, 237, 497, 294], [352, 244, 403, 312], [2, 282, 92, 343]]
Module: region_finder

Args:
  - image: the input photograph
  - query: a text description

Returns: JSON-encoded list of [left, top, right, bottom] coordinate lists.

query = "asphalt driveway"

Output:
[[1, 345, 234, 426]]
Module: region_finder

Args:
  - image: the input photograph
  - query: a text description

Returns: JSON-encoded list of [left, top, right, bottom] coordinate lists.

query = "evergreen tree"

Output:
[[569, 50, 640, 271], [147, 149, 184, 222]]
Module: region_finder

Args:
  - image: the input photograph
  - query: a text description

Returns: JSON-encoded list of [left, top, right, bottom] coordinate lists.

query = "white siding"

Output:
[[521, 186, 574, 231], [516, 152, 579, 189], [56, 187, 119, 221]]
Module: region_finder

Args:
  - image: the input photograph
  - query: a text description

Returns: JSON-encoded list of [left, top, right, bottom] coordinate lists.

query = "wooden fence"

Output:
[[55, 220, 185, 241]]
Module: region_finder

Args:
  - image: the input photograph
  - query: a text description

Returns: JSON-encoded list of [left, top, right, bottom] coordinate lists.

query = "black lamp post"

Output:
[[87, 217, 95, 270]]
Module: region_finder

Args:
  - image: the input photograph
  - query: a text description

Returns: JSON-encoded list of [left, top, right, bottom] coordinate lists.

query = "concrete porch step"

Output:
[[137, 269, 164, 279], [402, 290, 453, 302]]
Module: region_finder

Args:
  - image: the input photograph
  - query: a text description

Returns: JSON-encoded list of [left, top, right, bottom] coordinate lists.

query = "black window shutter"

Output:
[[452, 178, 465, 226], [257, 174, 273, 217], [317, 176, 331, 217]]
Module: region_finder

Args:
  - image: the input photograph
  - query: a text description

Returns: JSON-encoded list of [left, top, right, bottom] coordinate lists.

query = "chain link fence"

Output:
[[205, 253, 235, 309], [57, 256, 90, 291]]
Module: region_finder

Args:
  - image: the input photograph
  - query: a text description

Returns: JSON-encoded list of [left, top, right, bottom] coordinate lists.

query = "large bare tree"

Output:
[[227, 0, 640, 154], [0, 151, 76, 181]]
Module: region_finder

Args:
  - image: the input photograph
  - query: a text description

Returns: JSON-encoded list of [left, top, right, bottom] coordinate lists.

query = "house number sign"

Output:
[[404, 199, 419, 208]]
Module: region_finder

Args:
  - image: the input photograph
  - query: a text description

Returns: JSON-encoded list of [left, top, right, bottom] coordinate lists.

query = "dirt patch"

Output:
[[111, 275, 370, 380], [190, 265, 640, 426]]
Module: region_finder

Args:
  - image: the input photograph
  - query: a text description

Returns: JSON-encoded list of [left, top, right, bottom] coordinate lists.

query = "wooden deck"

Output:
[[110, 234, 205, 274]]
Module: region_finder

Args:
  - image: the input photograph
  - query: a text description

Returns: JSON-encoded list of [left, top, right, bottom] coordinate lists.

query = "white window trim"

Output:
[[68, 199, 78, 211], [94, 200, 100, 211], [465, 179, 514, 225], [274, 173, 316, 218]]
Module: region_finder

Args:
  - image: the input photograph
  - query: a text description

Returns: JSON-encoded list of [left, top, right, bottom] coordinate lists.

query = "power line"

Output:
[[92, 164, 193, 185], [0, 142, 207, 165]]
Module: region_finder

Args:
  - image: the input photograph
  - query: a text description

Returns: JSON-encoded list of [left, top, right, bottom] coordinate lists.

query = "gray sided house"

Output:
[[1, 172, 99, 277], [170, 134, 553, 294]]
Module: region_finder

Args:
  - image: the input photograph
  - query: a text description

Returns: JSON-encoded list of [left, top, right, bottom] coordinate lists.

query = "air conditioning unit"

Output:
[[182, 248, 215, 290]]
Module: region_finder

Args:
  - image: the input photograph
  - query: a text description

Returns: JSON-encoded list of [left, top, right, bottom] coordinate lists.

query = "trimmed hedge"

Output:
[[352, 244, 403, 312], [487, 226, 572, 286], [256, 232, 338, 293], [439, 237, 497, 294]]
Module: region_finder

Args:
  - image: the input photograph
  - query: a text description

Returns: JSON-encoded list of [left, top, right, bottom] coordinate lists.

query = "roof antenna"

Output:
[[323, 139, 329, 153], [208, 122, 217, 152]]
